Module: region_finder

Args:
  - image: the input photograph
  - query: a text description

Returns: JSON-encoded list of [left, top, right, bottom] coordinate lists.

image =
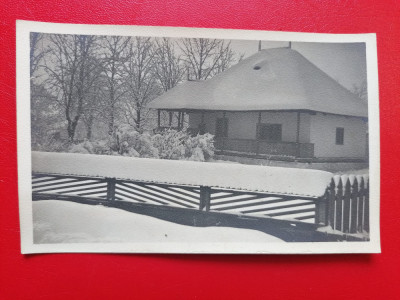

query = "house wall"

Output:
[[310, 113, 367, 158], [188, 111, 311, 143]]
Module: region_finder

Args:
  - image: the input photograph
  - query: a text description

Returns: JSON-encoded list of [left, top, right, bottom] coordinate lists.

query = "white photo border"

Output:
[[17, 20, 380, 254]]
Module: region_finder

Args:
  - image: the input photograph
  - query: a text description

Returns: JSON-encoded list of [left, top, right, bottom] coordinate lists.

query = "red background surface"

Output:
[[0, 1, 399, 299]]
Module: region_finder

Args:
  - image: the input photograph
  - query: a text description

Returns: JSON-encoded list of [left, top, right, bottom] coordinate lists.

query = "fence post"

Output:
[[315, 192, 329, 226], [364, 176, 370, 233], [328, 179, 336, 228], [106, 177, 116, 201], [335, 177, 343, 232], [357, 176, 365, 233], [350, 177, 359, 233], [199, 186, 211, 211], [342, 177, 351, 233]]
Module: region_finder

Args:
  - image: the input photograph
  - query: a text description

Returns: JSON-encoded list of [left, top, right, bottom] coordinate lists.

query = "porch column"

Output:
[[169, 111, 173, 127], [181, 112, 185, 129], [296, 112, 301, 158], [157, 109, 161, 129], [256, 111, 262, 155], [177, 111, 181, 130], [199, 111, 205, 134], [221, 111, 226, 153]]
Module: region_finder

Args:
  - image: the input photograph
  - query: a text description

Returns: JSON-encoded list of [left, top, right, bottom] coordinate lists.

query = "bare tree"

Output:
[[30, 32, 48, 79], [152, 38, 185, 92], [80, 74, 105, 140], [30, 32, 63, 148], [351, 78, 368, 102], [179, 38, 236, 80], [44, 34, 99, 142], [123, 37, 160, 131], [98, 36, 131, 135]]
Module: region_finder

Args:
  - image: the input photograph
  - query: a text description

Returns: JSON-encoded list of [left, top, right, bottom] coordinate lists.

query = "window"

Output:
[[336, 127, 344, 145], [258, 123, 282, 142], [215, 118, 229, 138]]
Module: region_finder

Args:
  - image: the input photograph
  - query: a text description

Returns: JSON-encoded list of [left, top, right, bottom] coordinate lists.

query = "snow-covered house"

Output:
[[149, 47, 368, 161]]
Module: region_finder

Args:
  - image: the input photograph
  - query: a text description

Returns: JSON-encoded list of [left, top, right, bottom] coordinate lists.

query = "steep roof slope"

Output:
[[149, 48, 367, 118]]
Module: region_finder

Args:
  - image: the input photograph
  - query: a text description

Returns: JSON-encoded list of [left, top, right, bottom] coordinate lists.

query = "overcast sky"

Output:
[[229, 39, 367, 91], [37, 33, 367, 92]]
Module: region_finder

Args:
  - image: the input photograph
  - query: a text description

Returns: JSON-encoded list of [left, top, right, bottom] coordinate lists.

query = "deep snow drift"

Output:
[[32, 151, 333, 197], [33, 200, 284, 244]]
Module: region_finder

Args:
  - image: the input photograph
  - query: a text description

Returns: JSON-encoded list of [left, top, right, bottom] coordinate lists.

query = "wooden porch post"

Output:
[[181, 112, 185, 129], [296, 112, 301, 158], [169, 111, 173, 127], [177, 111, 181, 130], [199, 111, 205, 134], [157, 109, 161, 129], [256, 111, 262, 155]]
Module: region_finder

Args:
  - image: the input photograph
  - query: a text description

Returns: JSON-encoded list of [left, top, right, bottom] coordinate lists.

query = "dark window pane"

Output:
[[258, 124, 282, 142], [336, 127, 344, 145]]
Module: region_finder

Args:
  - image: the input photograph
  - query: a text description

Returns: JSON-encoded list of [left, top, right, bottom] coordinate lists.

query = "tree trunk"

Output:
[[86, 115, 94, 140], [136, 110, 141, 131], [67, 119, 78, 142], [108, 105, 114, 136]]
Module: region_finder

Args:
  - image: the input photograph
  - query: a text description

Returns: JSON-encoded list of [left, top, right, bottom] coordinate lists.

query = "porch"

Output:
[[214, 137, 314, 158], [155, 109, 315, 159]]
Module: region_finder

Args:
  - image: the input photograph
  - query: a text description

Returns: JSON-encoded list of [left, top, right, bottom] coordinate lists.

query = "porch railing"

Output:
[[214, 138, 314, 158]]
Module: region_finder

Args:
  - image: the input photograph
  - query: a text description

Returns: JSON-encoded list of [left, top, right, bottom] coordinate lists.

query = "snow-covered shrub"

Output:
[[90, 139, 113, 155], [152, 129, 186, 160], [132, 132, 159, 158], [185, 133, 214, 161], [112, 124, 159, 158], [64, 125, 214, 162], [33, 133, 70, 153], [188, 147, 205, 161], [69, 142, 91, 154], [68, 139, 112, 155], [151, 129, 214, 162]]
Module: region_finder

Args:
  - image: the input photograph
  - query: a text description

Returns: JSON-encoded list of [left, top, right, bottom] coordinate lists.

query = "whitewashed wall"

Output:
[[310, 113, 367, 158]]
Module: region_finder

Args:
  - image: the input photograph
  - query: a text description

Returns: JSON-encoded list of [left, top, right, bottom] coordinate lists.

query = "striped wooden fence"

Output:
[[31, 172, 369, 236]]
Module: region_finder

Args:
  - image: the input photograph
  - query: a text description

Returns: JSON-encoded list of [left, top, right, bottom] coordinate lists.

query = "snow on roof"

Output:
[[32, 151, 333, 198], [149, 48, 367, 118]]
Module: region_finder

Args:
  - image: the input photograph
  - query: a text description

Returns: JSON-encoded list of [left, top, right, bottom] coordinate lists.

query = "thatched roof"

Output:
[[149, 48, 367, 118]]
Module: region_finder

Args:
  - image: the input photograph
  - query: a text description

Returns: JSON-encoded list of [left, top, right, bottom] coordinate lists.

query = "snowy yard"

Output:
[[334, 168, 369, 175], [33, 200, 284, 244]]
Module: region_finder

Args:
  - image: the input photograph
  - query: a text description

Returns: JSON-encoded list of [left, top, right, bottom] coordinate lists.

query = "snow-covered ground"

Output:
[[33, 200, 284, 244], [334, 168, 369, 175]]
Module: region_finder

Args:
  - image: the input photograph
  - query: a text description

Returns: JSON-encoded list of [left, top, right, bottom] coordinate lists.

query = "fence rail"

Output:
[[32, 172, 369, 237]]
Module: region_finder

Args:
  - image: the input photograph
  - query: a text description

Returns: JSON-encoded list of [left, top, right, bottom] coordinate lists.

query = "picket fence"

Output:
[[317, 175, 369, 234]]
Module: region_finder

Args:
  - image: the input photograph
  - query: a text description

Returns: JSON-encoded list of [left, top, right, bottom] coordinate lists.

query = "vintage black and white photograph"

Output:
[[17, 21, 380, 253]]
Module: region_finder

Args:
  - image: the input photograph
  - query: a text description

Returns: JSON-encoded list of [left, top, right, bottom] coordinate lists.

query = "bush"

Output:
[[32, 134, 70, 153], [152, 129, 186, 160], [152, 129, 214, 162], [65, 126, 215, 162], [185, 133, 214, 161], [112, 124, 159, 158]]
